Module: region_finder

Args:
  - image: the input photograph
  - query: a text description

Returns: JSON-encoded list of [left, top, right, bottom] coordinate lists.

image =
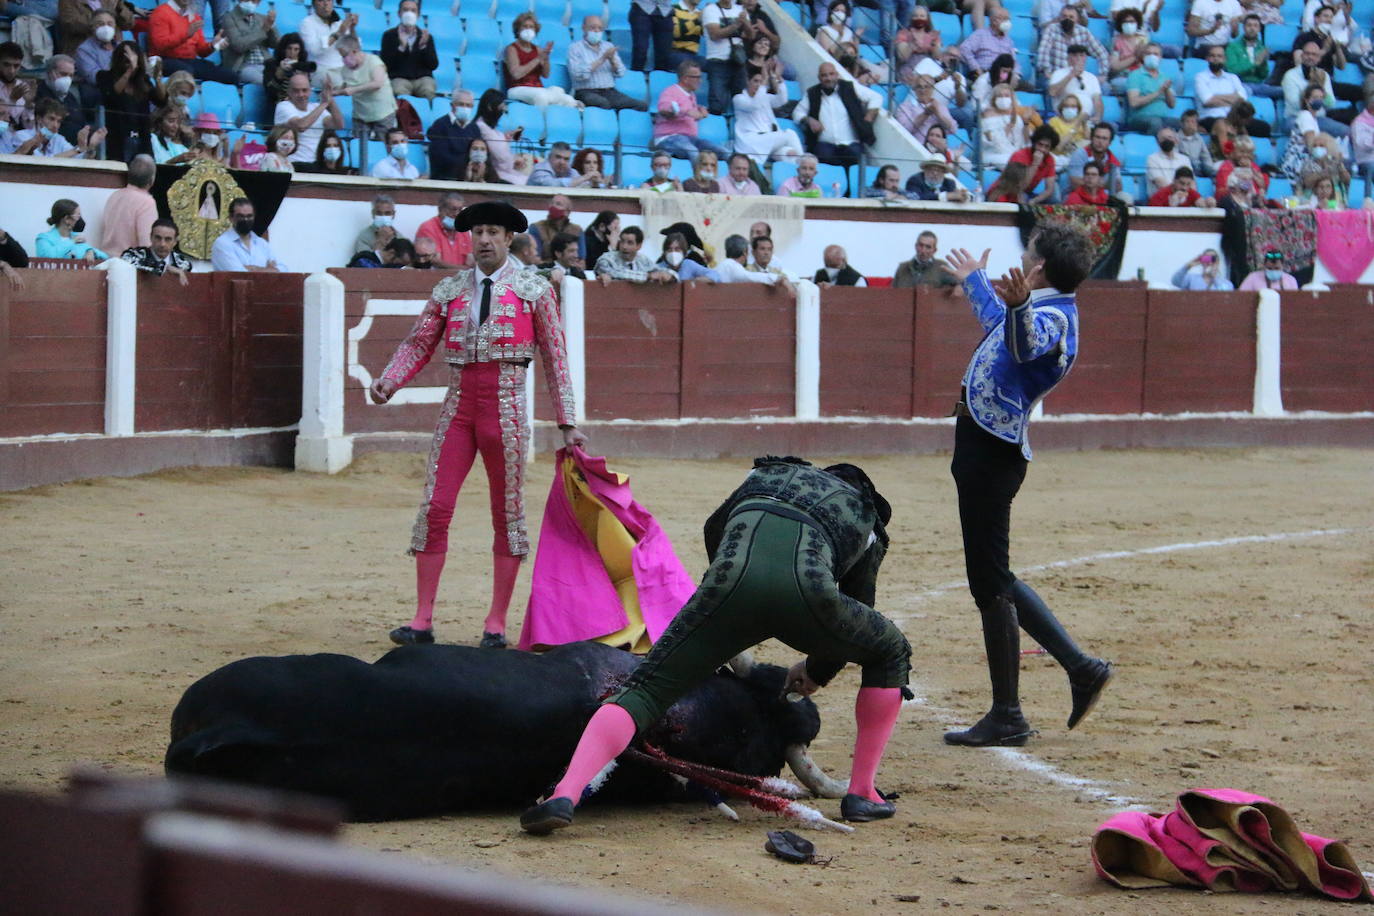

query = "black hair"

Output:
[[385, 237, 416, 259], [0, 41, 22, 61], [1092, 121, 1116, 139], [620, 225, 644, 243], [550, 231, 579, 257], [1066, 43, 1088, 55], [477, 87, 506, 128], [228, 197, 254, 215], [150, 218, 179, 235], [1029, 223, 1092, 293], [750, 234, 772, 250], [1030, 124, 1060, 148], [1173, 165, 1194, 179]]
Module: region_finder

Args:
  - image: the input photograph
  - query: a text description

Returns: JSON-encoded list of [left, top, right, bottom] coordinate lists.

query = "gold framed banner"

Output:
[[167, 160, 245, 260]]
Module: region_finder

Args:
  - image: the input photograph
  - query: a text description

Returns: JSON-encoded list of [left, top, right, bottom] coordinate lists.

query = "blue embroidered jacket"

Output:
[[960, 269, 1078, 460]]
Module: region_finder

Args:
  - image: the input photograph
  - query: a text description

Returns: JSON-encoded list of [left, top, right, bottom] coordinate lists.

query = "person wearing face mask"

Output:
[[1295, 132, 1350, 191], [814, 0, 857, 57], [1125, 42, 1180, 135], [683, 148, 722, 191], [354, 193, 403, 254], [220, 0, 278, 85], [34, 55, 88, 144], [1145, 127, 1192, 190], [304, 128, 353, 173], [960, 6, 1017, 78], [36, 198, 110, 262], [530, 194, 584, 258], [1195, 43, 1258, 132], [569, 14, 647, 110], [147, 0, 235, 84], [640, 149, 685, 191], [381, 0, 438, 100], [979, 83, 1025, 168], [259, 123, 299, 172], [504, 12, 581, 109], [189, 110, 229, 163], [1047, 94, 1089, 164], [1108, 9, 1148, 84], [1036, 9, 1108, 82], [330, 35, 399, 140], [371, 126, 421, 178], [775, 152, 823, 196], [3, 96, 104, 157], [1171, 249, 1235, 289], [73, 11, 119, 96], [1239, 248, 1299, 290], [211, 197, 286, 271], [653, 230, 718, 281], [120, 218, 194, 285], [57, 0, 134, 57], [427, 88, 480, 180], [415, 191, 473, 269]]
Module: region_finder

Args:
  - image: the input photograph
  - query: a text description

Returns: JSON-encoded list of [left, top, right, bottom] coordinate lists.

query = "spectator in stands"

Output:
[[73, 10, 118, 98], [1176, 108, 1216, 175], [189, 112, 230, 164], [264, 33, 312, 109], [36, 198, 109, 261], [907, 157, 970, 201], [120, 218, 193, 284], [354, 193, 399, 253], [1049, 45, 1105, 127], [573, 148, 614, 188], [58, 0, 130, 57], [1295, 132, 1350, 192], [745, 32, 786, 85], [719, 151, 762, 194], [259, 124, 299, 172], [971, 52, 1016, 115], [529, 141, 594, 187], [641, 149, 685, 191], [331, 35, 398, 139], [659, 230, 721, 281], [371, 126, 420, 178], [569, 15, 645, 111], [1215, 137, 1268, 198], [984, 160, 1032, 202], [1047, 94, 1090, 164], [1301, 174, 1344, 208], [410, 235, 437, 268], [1108, 9, 1149, 87], [596, 225, 677, 284], [895, 6, 943, 78], [1066, 122, 1125, 200], [1187, 0, 1242, 57], [980, 83, 1026, 168], [222, 0, 278, 85], [1064, 161, 1110, 204], [415, 191, 472, 269], [4, 97, 104, 156], [545, 231, 586, 279], [749, 221, 770, 240], [148, 0, 235, 84], [738, 0, 778, 48], [0, 226, 29, 287], [683, 148, 722, 191], [893, 230, 957, 288], [923, 123, 972, 173], [895, 73, 956, 145], [100, 154, 156, 255], [381, 0, 437, 100], [1352, 90, 1374, 184], [718, 233, 791, 287], [1126, 43, 1180, 134], [863, 163, 909, 200], [1225, 14, 1277, 98], [475, 88, 529, 184], [1240, 0, 1282, 25], [747, 233, 786, 278], [910, 45, 973, 131], [275, 71, 343, 166], [700, 0, 752, 115], [35, 55, 87, 144], [1171, 248, 1234, 288], [97, 41, 163, 162], [428, 88, 479, 180], [1239, 248, 1299, 289], [733, 64, 800, 165], [813, 244, 865, 286], [776, 152, 824, 196], [1037, 7, 1108, 81], [305, 128, 353, 173], [1006, 124, 1060, 204], [1208, 97, 1262, 154], [1287, 6, 1347, 77], [960, 5, 1017, 78], [652, 60, 727, 160], [212, 198, 286, 271], [1196, 44, 1269, 136], [509, 233, 541, 267], [299, 0, 355, 83], [1283, 47, 1346, 136], [815, 0, 859, 57], [0, 41, 34, 136], [505, 13, 580, 109], [1146, 127, 1194, 191], [669, 0, 705, 69], [163, 69, 199, 111], [584, 211, 619, 265], [348, 236, 415, 268], [794, 61, 877, 167], [630, 0, 675, 73], [530, 194, 583, 256], [461, 137, 500, 182]]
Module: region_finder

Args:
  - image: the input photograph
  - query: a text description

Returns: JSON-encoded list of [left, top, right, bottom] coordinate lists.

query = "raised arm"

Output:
[[377, 295, 447, 393]]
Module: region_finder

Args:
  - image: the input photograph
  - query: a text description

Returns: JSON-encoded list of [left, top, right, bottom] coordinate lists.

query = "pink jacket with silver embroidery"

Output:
[[380, 261, 577, 426]]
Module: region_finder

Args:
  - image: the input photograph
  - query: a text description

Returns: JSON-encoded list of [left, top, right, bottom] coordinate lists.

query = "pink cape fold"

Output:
[[1315, 209, 1374, 284], [518, 447, 698, 652]]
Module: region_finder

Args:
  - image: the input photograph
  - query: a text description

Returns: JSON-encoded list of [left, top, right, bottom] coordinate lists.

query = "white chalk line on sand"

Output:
[[894, 526, 1370, 810]]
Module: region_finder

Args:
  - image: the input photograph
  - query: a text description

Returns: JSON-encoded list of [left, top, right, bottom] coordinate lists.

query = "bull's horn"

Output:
[[726, 651, 754, 677], [784, 744, 849, 799]]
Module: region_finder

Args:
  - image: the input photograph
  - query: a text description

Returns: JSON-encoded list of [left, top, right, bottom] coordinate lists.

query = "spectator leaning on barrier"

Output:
[[415, 191, 472, 269], [100, 154, 157, 255], [221, 0, 278, 86], [1064, 160, 1110, 204], [583, 210, 619, 266], [1146, 127, 1193, 190], [36, 198, 109, 262], [683, 148, 722, 191], [813, 243, 866, 287], [212, 198, 287, 271], [719, 152, 762, 194], [148, 0, 235, 84], [893, 231, 957, 288], [299, 0, 355, 84], [573, 147, 613, 188], [717, 232, 791, 288], [410, 235, 438, 268], [275, 70, 342, 165], [381, 0, 438, 100], [530, 194, 584, 257], [371, 126, 420, 178], [121, 218, 193, 284], [73, 10, 117, 96], [348, 236, 415, 268], [570, 15, 646, 111], [509, 233, 541, 267], [642, 149, 685, 191], [355, 193, 399, 254], [907, 157, 970, 202], [794, 61, 877, 168], [332, 35, 398, 140], [652, 59, 728, 159], [545, 231, 586, 279], [529, 141, 597, 188], [864, 163, 910, 201], [659, 230, 721, 281], [1149, 165, 1217, 207], [595, 225, 676, 284], [428, 88, 480, 180], [1239, 248, 1299, 290], [1, 226, 31, 286], [35, 55, 87, 144], [1172, 248, 1234, 288], [748, 233, 783, 277], [1049, 44, 1105, 127]]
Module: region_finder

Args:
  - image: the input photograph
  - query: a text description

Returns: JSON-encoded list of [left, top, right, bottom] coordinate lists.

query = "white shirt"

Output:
[[371, 155, 420, 179], [1189, 0, 1242, 46], [298, 11, 344, 72], [794, 84, 878, 146], [733, 84, 787, 135], [1048, 67, 1102, 112], [700, 2, 743, 61], [274, 98, 327, 164], [716, 257, 778, 284], [1145, 149, 1193, 188], [1282, 66, 1335, 114], [1302, 0, 1351, 43], [915, 57, 961, 109], [1193, 67, 1246, 119]]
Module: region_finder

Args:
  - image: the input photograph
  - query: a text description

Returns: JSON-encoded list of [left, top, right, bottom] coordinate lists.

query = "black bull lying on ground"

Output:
[[166, 641, 849, 821]]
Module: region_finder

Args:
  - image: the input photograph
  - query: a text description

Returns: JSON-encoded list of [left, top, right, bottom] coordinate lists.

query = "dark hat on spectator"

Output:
[[455, 200, 528, 232], [660, 221, 705, 251]]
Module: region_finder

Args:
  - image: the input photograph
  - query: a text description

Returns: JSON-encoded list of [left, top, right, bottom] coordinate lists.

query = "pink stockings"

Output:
[[551, 704, 637, 804], [850, 687, 902, 802], [409, 551, 522, 636]]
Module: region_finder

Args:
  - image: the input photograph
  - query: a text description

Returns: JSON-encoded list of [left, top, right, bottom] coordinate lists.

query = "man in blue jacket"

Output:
[[942, 225, 1113, 748]]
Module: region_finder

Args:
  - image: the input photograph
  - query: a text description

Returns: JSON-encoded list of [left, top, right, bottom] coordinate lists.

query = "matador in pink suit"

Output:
[[370, 201, 588, 649]]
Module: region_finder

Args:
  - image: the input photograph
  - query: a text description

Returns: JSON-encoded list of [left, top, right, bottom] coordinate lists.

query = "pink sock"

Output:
[[482, 554, 521, 635], [409, 550, 446, 631], [849, 687, 902, 802], [551, 704, 637, 805]]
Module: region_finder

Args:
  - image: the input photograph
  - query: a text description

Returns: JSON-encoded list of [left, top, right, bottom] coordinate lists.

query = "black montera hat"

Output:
[[660, 221, 706, 251], [454, 200, 528, 233]]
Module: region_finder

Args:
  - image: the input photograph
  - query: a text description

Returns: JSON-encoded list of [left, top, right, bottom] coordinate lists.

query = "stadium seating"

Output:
[[544, 104, 583, 146]]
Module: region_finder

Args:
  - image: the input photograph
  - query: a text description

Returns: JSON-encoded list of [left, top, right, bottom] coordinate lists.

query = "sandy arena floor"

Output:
[[2, 446, 1372, 914]]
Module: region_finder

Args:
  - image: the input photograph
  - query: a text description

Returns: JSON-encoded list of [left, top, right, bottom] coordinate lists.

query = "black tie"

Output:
[[479, 277, 492, 324]]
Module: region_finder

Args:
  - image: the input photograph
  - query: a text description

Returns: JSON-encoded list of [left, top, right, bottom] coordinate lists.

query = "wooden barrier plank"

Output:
[[2, 404, 106, 438], [9, 368, 106, 404], [1142, 291, 1255, 414], [6, 335, 105, 372], [911, 286, 984, 418], [136, 273, 231, 432], [1045, 282, 1147, 415], [584, 280, 683, 420], [1280, 290, 1374, 412], [820, 286, 915, 418], [681, 282, 792, 418]]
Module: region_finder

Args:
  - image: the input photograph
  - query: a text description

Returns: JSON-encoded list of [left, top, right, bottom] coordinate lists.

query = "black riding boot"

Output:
[[944, 594, 1033, 747], [1011, 579, 1113, 730]]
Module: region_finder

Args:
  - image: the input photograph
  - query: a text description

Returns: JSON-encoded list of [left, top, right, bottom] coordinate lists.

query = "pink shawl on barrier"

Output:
[[1315, 209, 1374, 284], [1092, 788, 1373, 902], [518, 447, 698, 652]]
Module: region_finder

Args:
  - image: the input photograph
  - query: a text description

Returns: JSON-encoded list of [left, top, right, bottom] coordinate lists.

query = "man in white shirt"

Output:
[[792, 62, 880, 167], [274, 71, 343, 164], [568, 15, 646, 111], [701, 0, 753, 115], [1282, 41, 1345, 136], [211, 198, 286, 272], [371, 127, 421, 179], [1194, 44, 1247, 124], [298, 0, 356, 86], [1187, 0, 1242, 54], [1144, 127, 1194, 191], [914, 48, 974, 131], [812, 244, 867, 287], [1048, 45, 1104, 125], [716, 233, 793, 289]]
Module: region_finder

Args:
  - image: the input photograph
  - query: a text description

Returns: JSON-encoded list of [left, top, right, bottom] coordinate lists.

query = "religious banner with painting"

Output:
[[152, 161, 291, 259], [1016, 200, 1129, 280]]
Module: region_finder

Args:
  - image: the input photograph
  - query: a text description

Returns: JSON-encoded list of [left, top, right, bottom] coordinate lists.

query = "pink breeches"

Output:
[[409, 361, 530, 557]]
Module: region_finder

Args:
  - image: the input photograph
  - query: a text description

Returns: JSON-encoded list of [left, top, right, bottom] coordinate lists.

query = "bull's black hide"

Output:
[[166, 641, 821, 822]]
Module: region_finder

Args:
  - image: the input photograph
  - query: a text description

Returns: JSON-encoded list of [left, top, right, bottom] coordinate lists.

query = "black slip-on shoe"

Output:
[[1067, 660, 1113, 730], [389, 626, 435, 646], [479, 631, 507, 649], [943, 712, 1034, 747], [520, 797, 575, 835], [840, 793, 897, 822]]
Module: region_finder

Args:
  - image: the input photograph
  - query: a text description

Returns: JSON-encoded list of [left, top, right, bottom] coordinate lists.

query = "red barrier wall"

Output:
[[0, 268, 107, 438], [820, 287, 915, 418], [1047, 282, 1148, 415], [1280, 289, 1374, 412], [681, 282, 795, 418], [584, 280, 683, 421], [912, 286, 986, 417], [1142, 291, 1255, 414]]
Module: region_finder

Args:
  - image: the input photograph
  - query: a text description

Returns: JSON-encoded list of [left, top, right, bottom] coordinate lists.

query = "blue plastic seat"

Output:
[[616, 71, 648, 98], [1121, 132, 1156, 169], [463, 16, 506, 45], [427, 12, 464, 41], [930, 11, 961, 42], [770, 158, 797, 189], [1250, 136, 1275, 165], [534, 0, 569, 26], [814, 161, 849, 196], [332, 94, 354, 125], [619, 109, 654, 155], [406, 95, 442, 129], [458, 60, 501, 97], [1194, 176, 1215, 197], [197, 81, 241, 126], [505, 100, 546, 142], [1267, 176, 1293, 199], [1101, 94, 1123, 126], [619, 151, 655, 188], [544, 104, 582, 145], [648, 69, 677, 104], [697, 112, 730, 148], [1264, 23, 1300, 54], [582, 106, 619, 146], [240, 82, 268, 124]]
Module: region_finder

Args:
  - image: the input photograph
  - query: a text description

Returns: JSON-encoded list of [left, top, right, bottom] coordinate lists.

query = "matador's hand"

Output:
[[370, 377, 398, 404], [783, 659, 821, 698], [994, 264, 1040, 307], [562, 425, 588, 449], [946, 247, 989, 281]]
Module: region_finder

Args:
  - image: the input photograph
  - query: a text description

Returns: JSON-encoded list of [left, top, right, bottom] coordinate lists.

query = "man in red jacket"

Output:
[[148, 0, 239, 84]]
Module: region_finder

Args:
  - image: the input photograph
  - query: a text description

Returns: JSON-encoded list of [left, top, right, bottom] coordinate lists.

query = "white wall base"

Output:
[[294, 435, 354, 474]]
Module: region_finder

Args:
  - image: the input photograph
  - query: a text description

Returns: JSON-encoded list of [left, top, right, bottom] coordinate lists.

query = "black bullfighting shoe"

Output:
[[389, 626, 435, 646], [943, 709, 1034, 747], [520, 797, 575, 835], [479, 631, 508, 649], [1067, 659, 1114, 730], [840, 793, 897, 823]]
